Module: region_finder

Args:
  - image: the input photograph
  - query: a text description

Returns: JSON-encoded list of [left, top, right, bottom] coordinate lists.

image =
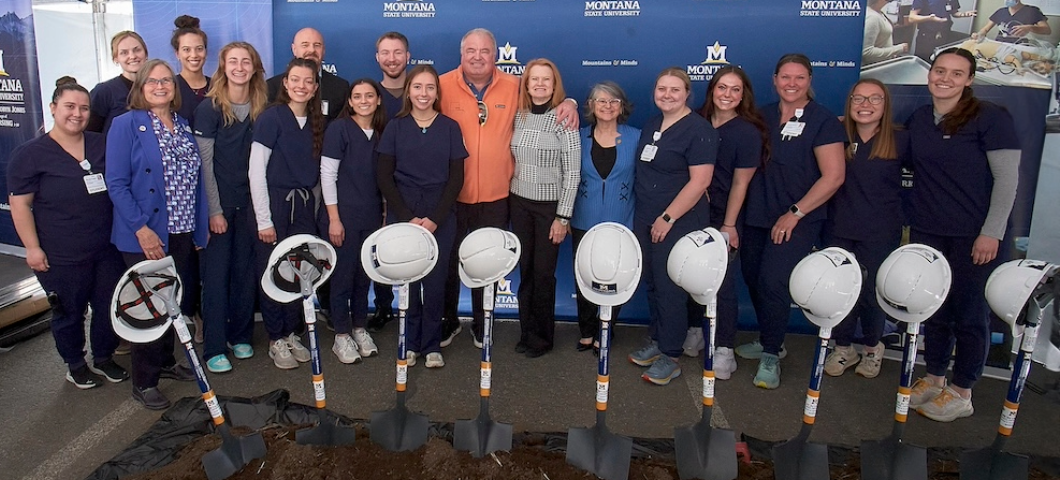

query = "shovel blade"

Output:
[[772, 436, 829, 480], [454, 417, 513, 458], [370, 405, 429, 452], [959, 446, 1029, 480], [566, 424, 632, 480], [674, 420, 738, 480], [861, 435, 927, 480], [296, 410, 357, 447], [201, 428, 266, 480]]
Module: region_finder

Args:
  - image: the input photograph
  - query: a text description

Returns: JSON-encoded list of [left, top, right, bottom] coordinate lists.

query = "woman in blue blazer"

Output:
[[106, 59, 208, 410], [570, 81, 639, 355]]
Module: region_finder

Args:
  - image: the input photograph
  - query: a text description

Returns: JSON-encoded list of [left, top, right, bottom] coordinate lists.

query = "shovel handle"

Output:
[[304, 295, 326, 408], [702, 300, 717, 407], [803, 328, 831, 425], [396, 283, 410, 393], [480, 283, 495, 398], [596, 307, 612, 412], [895, 321, 921, 423], [998, 315, 1042, 436], [173, 315, 226, 426]]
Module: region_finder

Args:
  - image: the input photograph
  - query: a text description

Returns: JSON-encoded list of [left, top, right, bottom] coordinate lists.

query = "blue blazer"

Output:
[[106, 110, 209, 254], [571, 123, 639, 231]]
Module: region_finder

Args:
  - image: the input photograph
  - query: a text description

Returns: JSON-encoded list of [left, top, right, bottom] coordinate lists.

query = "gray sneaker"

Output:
[[269, 339, 298, 370], [824, 345, 860, 377], [286, 333, 311, 363], [734, 340, 788, 360], [714, 347, 737, 380], [855, 344, 883, 378], [629, 342, 662, 366], [917, 386, 973, 422], [753, 353, 781, 389], [642, 356, 682, 385], [682, 327, 705, 357]]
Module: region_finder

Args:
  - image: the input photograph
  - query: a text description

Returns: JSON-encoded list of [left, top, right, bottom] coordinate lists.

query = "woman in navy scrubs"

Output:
[[509, 59, 581, 359], [8, 77, 128, 389], [193, 42, 268, 373], [823, 79, 905, 380], [571, 81, 638, 355], [738, 53, 845, 390], [908, 0, 976, 61], [907, 47, 1020, 422], [320, 78, 387, 365], [627, 68, 718, 386], [376, 65, 467, 369], [249, 58, 324, 370], [88, 31, 147, 136], [106, 59, 207, 409], [683, 66, 767, 380]]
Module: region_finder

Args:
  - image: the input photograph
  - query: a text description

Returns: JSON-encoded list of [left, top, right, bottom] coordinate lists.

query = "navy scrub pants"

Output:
[[444, 199, 509, 340], [740, 221, 822, 356], [825, 233, 899, 348], [572, 227, 624, 341], [35, 247, 125, 370], [910, 229, 1000, 390], [200, 205, 257, 360], [123, 232, 197, 389], [402, 214, 455, 355], [510, 195, 561, 352], [324, 218, 373, 335], [635, 212, 703, 359], [256, 187, 318, 341]]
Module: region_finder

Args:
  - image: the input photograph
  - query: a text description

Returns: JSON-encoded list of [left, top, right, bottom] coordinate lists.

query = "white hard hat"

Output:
[[458, 227, 520, 288], [261, 234, 337, 303], [875, 244, 952, 324], [667, 228, 729, 305], [574, 222, 642, 306], [111, 257, 182, 343], [789, 247, 863, 329], [985, 259, 1060, 333], [361, 222, 439, 286]]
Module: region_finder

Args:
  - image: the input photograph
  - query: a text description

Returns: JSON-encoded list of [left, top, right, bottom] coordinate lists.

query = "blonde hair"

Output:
[[517, 58, 566, 112], [206, 42, 268, 126]]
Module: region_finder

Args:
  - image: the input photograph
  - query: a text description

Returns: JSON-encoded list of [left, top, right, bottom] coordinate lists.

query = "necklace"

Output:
[[411, 111, 439, 133]]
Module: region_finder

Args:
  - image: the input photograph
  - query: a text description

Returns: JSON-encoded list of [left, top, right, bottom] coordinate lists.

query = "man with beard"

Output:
[[267, 27, 349, 123]]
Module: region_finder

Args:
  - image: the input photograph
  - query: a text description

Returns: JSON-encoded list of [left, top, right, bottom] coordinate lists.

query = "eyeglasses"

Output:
[[144, 77, 174, 87], [592, 98, 622, 106], [850, 95, 884, 105], [478, 100, 488, 126]]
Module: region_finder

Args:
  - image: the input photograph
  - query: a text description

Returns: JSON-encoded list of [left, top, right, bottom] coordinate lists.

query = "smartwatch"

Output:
[[789, 204, 806, 219], [661, 213, 675, 224]]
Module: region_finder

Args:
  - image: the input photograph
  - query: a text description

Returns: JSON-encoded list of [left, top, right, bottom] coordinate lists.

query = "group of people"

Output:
[[8, 20, 1019, 424]]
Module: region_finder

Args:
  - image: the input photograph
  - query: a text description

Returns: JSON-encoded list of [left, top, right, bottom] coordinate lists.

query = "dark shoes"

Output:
[[515, 342, 529, 354], [89, 359, 129, 383], [133, 386, 171, 410], [576, 340, 594, 352], [160, 364, 196, 382], [66, 365, 100, 390], [525, 347, 551, 359], [366, 307, 395, 333]]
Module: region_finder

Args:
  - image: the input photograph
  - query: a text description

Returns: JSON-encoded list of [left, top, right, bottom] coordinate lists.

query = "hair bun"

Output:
[[55, 76, 78, 87], [174, 15, 200, 29]]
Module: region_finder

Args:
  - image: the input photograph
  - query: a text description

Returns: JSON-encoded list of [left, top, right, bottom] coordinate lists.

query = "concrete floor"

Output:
[[2, 317, 1059, 480]]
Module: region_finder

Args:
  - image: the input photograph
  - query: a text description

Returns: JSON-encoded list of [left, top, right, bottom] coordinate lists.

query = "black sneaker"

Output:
[[89, 359, 129, 383], [439, 321, 462, 348], [366, 307, 395, 333], [160, 364, 196, 382], [132, 386, 171, 410], [66, 365, 100, 390]]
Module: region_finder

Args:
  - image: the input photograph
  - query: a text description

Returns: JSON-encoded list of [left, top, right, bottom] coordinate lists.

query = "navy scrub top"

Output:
[[253, 104, 318, 190], [321, 117, 383, 229], [827, 131, 907, 241], [633, 112, 719, 225], [905, 102, 1019, 237], [708, 115, 762, 216], [376, 114, 468, 217], [746, 101, 846, 228], [6, 133, 113, 265], [177, 75, 211, 128], [194, 97, 254, 209], [89, 75, 131, 135], [911, 0, 961, 31]]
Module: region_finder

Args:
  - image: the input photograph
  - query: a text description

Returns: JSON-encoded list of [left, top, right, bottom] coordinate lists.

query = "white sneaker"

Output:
[[405, 351, 417, 367], [917, 386, 974, 422], [286, 333, 311, 363], [855, 343, 883, 378], [714, 347, 737, 380], [824, 345, 860, 377], [425, 352, 445, 368], [332, 334, 361, 364], [269, 339, 298, 370], [683, 327, 705, 357], [353, 329, 378, 357], [473, 336, 484, 349]]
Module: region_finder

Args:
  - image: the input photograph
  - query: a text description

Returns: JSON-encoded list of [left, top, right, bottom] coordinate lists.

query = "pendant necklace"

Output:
[[412, 112, 439, 134]]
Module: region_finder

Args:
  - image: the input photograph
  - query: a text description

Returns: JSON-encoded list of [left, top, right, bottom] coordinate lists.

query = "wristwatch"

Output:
[[789, 204, 806, 219], [661, 213, 675, 224], [556, 217, 569, 226]]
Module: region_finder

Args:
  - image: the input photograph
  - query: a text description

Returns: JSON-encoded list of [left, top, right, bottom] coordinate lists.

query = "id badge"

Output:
[[84, 173, 107, 194], [945, 4, 952, 11], [640, 144, 658, 162], [781, 121, 805, 138], [322, 100, 330, 116]]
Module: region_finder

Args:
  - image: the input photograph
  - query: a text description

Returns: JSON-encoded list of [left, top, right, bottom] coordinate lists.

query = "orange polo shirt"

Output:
[[439, 66, 519, 205]]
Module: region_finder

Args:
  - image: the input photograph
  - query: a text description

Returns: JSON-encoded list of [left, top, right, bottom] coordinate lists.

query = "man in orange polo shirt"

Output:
[[439, 28, 579, 348]]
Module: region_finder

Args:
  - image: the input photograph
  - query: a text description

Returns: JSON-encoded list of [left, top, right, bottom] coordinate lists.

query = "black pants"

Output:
[[444, 198, 509, 339], [510, 195, 560, 351], [123, 232, 196, 389]]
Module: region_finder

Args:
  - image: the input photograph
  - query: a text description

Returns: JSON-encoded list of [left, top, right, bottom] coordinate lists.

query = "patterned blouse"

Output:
[[150, 111, 201, 234]]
